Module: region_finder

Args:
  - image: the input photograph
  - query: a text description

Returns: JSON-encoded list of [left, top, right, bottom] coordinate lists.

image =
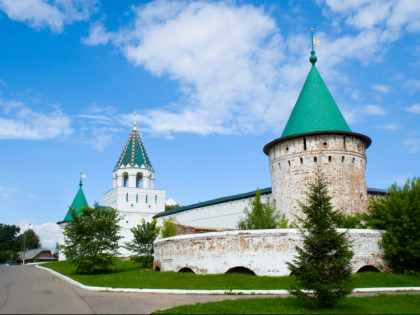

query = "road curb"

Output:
[[36, 265, 420, 295]]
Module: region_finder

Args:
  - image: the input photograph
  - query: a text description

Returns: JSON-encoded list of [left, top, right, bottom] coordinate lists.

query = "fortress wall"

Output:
[[153, 229, 388, 276]]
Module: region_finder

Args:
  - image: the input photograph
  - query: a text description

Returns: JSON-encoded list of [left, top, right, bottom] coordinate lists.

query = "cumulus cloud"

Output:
[[78, 0, 420, 135], [404, 104, 420, 114], [372, 84, 390, 93], [19, 220, 60, 250], [0, 99, 73, 139], [165, 198, 178, 206], [0, 0, 99, 32]]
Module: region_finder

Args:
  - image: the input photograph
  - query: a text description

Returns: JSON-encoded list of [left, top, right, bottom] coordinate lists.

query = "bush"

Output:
[[365, 177, 420, 273], [125, 219, 160, 268], [287, 173, 354, 308], [161, 217, 178, 238], [237, 189, 280, 229], [63, 205, 122, 274]]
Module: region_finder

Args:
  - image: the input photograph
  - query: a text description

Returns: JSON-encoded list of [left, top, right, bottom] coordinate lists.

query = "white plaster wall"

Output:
[[154, 229, 387, 276], [57, 223, 67, 261], [104, 186, 166, 256], [157, 194, 271, 229], [268, 134, 368, 222]]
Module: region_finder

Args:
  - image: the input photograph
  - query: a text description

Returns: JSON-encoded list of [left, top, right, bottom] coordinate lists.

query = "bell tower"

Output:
[[103, 120, 166, 253]]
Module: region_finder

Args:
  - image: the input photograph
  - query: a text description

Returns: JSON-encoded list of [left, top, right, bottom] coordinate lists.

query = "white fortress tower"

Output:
[[103, 122, 166, 255], [263, 49, 371, 222]]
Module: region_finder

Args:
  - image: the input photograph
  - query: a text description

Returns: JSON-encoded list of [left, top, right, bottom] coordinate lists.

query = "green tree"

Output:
[[165, 204, 181, 211], [63, 205, 122, 274], [125, 219, 160, 267], [237, 189, 280, 229], [161, 217, 178, 238], [0, 223, 20, 251], [15, 229, 41, 252], [365, 177, 420, 273], [287, 173, 354, 308]]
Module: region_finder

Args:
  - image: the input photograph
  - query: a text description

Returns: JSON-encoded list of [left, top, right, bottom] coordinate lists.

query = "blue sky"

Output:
[[0, 0, 419, 249]]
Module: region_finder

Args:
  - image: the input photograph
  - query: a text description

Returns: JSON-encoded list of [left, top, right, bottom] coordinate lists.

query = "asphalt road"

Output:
[[0, 265, 271, 314]]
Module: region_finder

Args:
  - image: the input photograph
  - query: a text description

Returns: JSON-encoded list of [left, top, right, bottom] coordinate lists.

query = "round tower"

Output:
[[264, 48, 371, 221]]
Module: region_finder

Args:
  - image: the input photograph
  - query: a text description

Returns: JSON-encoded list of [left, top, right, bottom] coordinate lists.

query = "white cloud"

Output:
[[18, 220, 60, 250], [0, 0, 98, 33], [377, 124, 398, 130], [165, 198, 178, 206], [404, 138, 420, 153], [363, 104, 386, 116], [405, 79, 420, 90], [372, 84, 390, 93], [0, 99, 73, 139], [404, 104, 420, 114]]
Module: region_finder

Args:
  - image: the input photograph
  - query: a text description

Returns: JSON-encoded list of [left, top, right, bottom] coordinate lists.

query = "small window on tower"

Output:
[[145, 195, 148, 204], [126, 193, 128, 202], [314, 156, 318, 163], [155, 195, 157, 204], [136, 194, 138, 203]]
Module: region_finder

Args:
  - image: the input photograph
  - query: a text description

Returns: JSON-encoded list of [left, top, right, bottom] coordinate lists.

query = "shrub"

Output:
[[161, 217, 178, 238], [237, 189, 280, 229], [365, 177, 420, 273], [125, 219, 160, 268]]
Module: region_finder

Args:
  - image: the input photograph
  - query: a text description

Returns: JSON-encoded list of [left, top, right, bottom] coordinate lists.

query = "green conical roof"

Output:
[[62, 180, 88, 222], [281, 51, 351, 138], [114, 125, 153, 171]]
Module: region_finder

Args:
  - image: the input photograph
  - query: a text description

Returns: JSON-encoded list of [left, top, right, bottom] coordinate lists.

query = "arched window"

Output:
[[136, 194, 138, 203], [155, 195, 157, 204], [136, 173, 143, 188], [126, 193, 128, 202], [145, 195, 148, 204], [123, 173, 129, 187]]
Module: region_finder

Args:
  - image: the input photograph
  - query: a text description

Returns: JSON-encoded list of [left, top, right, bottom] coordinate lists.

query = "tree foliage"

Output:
[[125, 219, 160, 267], [161, 217, 178, 238], [15, 229, 41, 251], [63, 205, 122, 274], [365, 177, 420, 273], [0, 223, 20, 251], [165, 204, 181, 211], [287, 173, 354, 308], [237, 189, 280, 230]]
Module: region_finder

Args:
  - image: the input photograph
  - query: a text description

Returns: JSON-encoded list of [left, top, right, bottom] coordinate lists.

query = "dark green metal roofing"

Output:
[[62, 180, 88, 222], [154, 187, 272, 219], [154, 187, 385, 220], [281, 51, 351, 138], [114, 127, 153, 171]]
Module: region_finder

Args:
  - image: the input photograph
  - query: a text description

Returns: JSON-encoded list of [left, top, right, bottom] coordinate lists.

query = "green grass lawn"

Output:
[[42, 260, 420, 290], [151, 294, 420, 314]]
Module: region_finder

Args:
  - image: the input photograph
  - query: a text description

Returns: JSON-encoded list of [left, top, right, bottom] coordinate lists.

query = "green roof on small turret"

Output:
[[62, 178, 88, 222], [281, 50, 351, 138], [114, 123, 153, 171]]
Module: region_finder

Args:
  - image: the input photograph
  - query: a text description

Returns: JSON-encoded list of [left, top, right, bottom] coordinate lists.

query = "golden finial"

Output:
[[133, 110, 137, 131]]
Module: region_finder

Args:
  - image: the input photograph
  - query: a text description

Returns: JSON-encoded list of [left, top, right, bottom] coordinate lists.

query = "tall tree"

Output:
[[237, 189, 279, 229], [15, 229, 41, 251], [366, 177, 420, 273], [287, 173, 354, 308], [125, 219, 160, 267], [0, 223, 20, 251], [63, 205, 122, 274]]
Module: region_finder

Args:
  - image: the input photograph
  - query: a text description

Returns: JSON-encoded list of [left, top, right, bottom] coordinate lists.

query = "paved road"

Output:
[[0, 265, 271, 314]]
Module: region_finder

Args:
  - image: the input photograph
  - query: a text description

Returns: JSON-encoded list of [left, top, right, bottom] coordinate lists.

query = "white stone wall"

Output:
[[104, 186, 166, 256], [157, 193, 271, 229], [153, 229, 388, 276], [268, 134, 368, 221]]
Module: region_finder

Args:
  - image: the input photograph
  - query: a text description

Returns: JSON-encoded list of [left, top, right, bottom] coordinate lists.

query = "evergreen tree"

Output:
[[63, 205, 122, 274], [125, 219, 160, 267], [237, 189, 279, 229], [287, 173, 354, 308]]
